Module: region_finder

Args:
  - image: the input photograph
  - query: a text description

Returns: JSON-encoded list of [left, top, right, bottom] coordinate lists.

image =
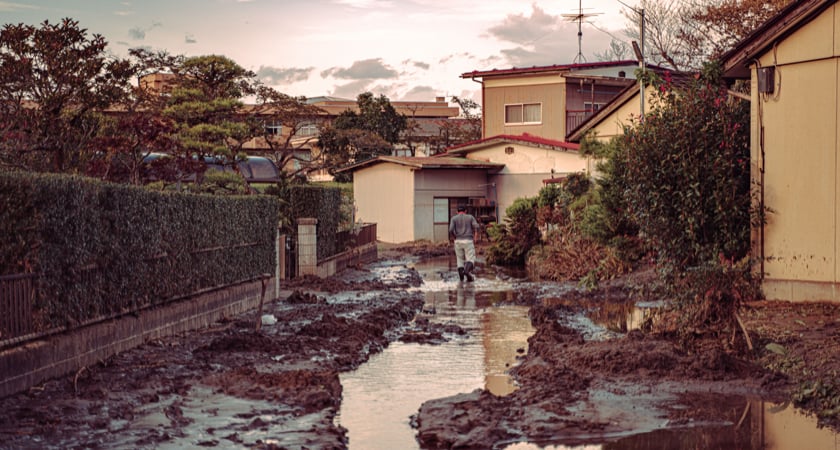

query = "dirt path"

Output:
[[0, 243, 837, 449]]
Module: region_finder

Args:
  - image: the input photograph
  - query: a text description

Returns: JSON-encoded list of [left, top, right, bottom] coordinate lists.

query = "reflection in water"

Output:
[[504, 382, 840, 450], [505, 398, 840, 450], [586, 301, 660, 333], [336, 257, 534, 450]]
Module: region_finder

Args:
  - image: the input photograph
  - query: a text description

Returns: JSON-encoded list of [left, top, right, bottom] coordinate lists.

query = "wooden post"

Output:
[[254, 275, 269, 332]]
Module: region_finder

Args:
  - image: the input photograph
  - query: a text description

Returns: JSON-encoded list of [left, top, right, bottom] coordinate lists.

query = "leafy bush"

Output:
[[0, 170, 281, 329], [486, 197, 540, 266], [578, 136, 643, 262], [619, 66, 751, 271]]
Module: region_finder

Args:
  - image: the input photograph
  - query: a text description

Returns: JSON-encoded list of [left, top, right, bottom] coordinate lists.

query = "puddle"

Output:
[[337, 256, 840, 450], [503, 398, 840, 450], [336, 256, 534, 449], [585, 300, 663, 333]]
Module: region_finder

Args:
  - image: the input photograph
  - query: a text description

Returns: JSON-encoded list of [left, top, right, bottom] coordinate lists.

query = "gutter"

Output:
[[468, 75, 485, 139]]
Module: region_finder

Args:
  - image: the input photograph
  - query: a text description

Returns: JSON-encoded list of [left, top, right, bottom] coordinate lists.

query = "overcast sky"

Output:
[[1, 0, 637, 103]]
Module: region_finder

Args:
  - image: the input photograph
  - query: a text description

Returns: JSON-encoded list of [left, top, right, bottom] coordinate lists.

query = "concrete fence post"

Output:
[[297, 218, 318, 276]]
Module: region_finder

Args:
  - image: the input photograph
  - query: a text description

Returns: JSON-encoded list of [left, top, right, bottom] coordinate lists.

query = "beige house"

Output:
[[444, 134, 589, 224], [437, 61, 646, 226], [339, 156, 504, 243], [461, 61, 640, 142], [342, 63, 643, 244], [722, 0, 840, 302], [342, 135, 587, 243]]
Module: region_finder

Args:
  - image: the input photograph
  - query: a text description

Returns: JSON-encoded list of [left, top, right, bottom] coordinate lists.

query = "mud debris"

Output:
[[0, 243, 837, 449]]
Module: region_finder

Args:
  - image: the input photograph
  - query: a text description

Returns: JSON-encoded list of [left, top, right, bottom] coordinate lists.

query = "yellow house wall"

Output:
[[483, 76, 566, 140], [354, 163, 415, 243], [755, 400, 839, 449], [590, 84, 655, 142], [752, 4, 840, 301], [466, 143, 589, 222]]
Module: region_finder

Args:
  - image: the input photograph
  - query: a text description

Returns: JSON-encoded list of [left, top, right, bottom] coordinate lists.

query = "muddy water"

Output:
[[504, 398, 840, 450], [337, 256, 840, 450], [336, 256, 535, 449]]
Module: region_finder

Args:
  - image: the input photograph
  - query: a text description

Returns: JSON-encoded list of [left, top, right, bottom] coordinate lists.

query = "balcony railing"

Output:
[[566, 109, 595, 136]]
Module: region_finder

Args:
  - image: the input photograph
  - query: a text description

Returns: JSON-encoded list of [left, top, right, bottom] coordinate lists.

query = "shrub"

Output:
[[0, 170, 281, 329], [619, 66, 751, 271], [486, 197, 540, 266]]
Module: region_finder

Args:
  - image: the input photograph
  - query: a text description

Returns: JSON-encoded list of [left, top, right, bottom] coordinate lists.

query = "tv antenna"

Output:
[[562, 0, 602, 63]]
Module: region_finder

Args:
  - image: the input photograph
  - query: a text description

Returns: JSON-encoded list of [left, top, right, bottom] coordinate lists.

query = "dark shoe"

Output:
[[457, 267, 465, 282], [464, 262, 474, 282]]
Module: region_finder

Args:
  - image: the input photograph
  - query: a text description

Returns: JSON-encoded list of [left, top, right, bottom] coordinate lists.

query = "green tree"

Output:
[[318, 92, 407, 180], [86, 49, 183, 184], [164, 55, 256, 162], [0, 18, 133, 172], [620, 0, 790, 71], [434, 96, 482, 153], [318, 127, 392, 182], [334, 92, 406, 144]]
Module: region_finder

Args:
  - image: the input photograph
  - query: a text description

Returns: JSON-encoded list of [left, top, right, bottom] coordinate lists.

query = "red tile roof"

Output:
[[460, 60, 642, 79], [442, 134, 580, 154], [335, 155, 505, 173]]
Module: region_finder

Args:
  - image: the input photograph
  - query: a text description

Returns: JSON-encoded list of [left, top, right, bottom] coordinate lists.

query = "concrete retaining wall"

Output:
[[315, 242, 378, 278], [0, 278, 272, 398], [0, 219, 378, 398]]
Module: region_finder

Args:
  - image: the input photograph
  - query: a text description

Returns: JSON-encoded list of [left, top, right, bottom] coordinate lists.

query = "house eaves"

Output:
[[443, 134, 580, 155], [335, 155, 505, 174], [563, 72, 637, 88], [460, 60, 642, 80], [721, 0, 836, 79]]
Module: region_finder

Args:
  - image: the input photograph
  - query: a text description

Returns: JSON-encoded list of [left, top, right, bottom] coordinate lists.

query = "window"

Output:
[[264, 120, 282, 136], [504, 103, 541, 125], [433, 198, 450, 224], [299, 122, 319, 136], [583, 102, 605, 113]]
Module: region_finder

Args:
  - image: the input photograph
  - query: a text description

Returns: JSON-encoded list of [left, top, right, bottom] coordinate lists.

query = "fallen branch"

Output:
[[73, 366, 88, 395], [254, 274, 270, 331], [734, 311, 753, 351]]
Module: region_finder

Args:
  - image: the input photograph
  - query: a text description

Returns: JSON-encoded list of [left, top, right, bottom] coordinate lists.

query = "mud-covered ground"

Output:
[[0, 242, 838, 449]]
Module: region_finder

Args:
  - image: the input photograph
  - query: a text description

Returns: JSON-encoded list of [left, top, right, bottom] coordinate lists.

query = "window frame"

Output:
[[504, 102, 542, 125]]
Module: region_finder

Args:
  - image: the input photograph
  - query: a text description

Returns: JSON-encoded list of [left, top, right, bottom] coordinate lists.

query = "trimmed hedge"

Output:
[[288, 185, 341, 260], [0, 171, 281, 330]]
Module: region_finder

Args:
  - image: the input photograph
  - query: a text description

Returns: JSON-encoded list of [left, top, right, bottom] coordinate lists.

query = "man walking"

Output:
[[449, 205, 480, 282]]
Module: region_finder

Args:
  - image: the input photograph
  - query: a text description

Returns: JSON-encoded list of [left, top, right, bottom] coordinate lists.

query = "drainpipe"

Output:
[[758, 93, 766, 280], [469, 76, 485, 138], [753, 59, 767, 281]]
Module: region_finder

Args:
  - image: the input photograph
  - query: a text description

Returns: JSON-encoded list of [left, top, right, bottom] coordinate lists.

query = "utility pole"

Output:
[[639, 7, 645, 118], [621, 1, 646, 118]]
